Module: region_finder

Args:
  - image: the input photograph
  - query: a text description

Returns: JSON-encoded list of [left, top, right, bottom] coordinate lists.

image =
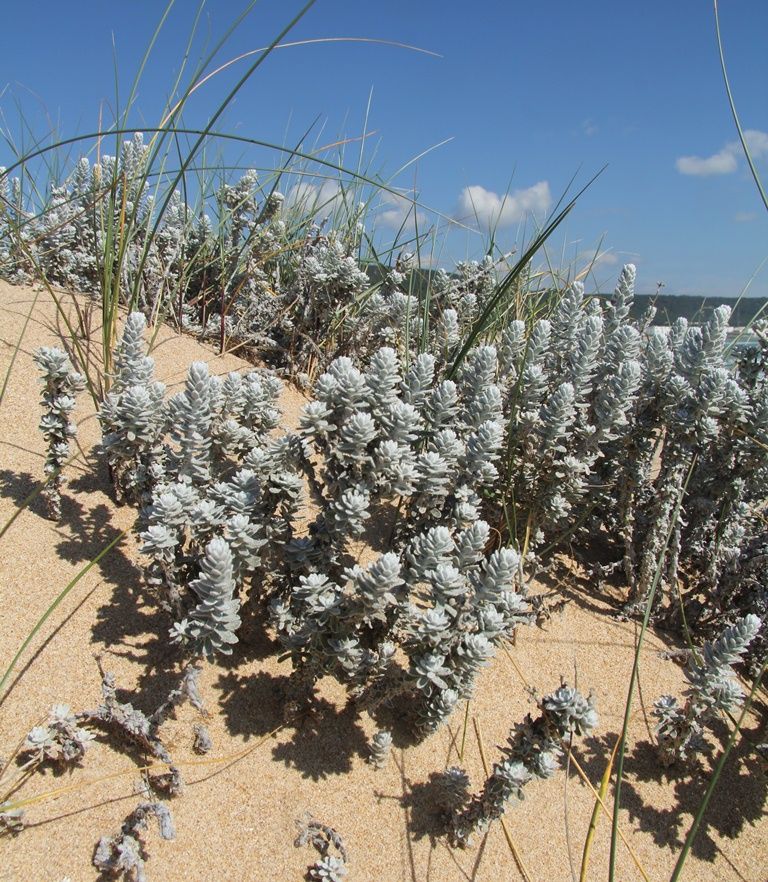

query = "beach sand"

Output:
[[1, 279, 765, 882]]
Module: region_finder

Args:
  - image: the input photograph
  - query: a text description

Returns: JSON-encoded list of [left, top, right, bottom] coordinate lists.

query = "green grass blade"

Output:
[[448, 168, 605, 378], [714, 0, 768, 213], [0, 282, 42, 409], [608, 459, 696, 881], [668, 652, 768, 882], [0, 529, 128, 704]]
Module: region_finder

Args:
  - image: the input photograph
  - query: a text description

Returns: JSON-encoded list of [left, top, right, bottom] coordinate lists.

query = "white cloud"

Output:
[[744, 129, 768, 157], [676, 129, 768, 176], [409, 251, 440, 268], [377, 191, 428, 232], [675, 149, 737, 176], [455, 182, 551, 228], [734, 211, 757, 223], [578, 250, 618, 268], [284, 180, 342, 214], [581, 119, 598, 137]]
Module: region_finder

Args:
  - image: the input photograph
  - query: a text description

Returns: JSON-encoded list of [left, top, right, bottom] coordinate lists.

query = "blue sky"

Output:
[[2, 0, 767, 296]]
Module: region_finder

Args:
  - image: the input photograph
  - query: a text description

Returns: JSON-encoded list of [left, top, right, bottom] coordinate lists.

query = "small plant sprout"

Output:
[[295, 815, 349, 882], [93, 802, 175, 882], [21, 704, 95, 768], [367, 729, 393, 769], [450, 682, 598, 847], [33, 347, 85, 519]]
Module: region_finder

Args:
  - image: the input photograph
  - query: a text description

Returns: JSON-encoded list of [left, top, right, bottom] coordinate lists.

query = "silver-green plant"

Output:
[[295, 815, 349, 882], [271, 344, 525, 737], [93, 801, 175, 882], [652, 614, 761, 766], [170, 536, 241, 659], [99, 312, 167, 505], [367, 729, 393, 769], [272, 516, 531, 739], [101, 312, 291, 647], [449, 682, 598, 847], [33, 346, 86, 520], [20, 704, 95, 768]]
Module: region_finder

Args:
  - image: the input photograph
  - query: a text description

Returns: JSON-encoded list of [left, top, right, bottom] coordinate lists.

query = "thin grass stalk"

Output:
[[566, 749, 650, 882], [447, 169, 604, 379], [0, 281, 42, 409], [578, 736, 620, 882], [3, 127, 438, 215], [3, 229, 101, 402], [0, 449, 85, 542], [608, 459, 697, 881], [472, 716, 534, 882], [128, 1, 319, 304], [668, 652, 768, 882], [0, 530, 127, 703], [1, 718, 292, 814], [714, 0, 768, 214], [458, 699, 471, 762]]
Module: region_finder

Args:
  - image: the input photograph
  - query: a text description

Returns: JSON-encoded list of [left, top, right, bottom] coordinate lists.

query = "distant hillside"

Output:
[[628, 294, 767, 327], [364, 264, 767, 326]]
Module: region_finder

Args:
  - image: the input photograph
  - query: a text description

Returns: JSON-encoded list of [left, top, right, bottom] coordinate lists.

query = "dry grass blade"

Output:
[[159, 37, 441, 129], [472, 715, 535, 882], [500, 604, 649, 881], [567, 749, 650, 882], [0, 530, 128, 704], [2, 719, 291, 813], [578, 736, 621, 882]]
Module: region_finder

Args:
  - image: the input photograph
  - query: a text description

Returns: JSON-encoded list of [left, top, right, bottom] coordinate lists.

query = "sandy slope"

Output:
[[0, 280, 765, 882]]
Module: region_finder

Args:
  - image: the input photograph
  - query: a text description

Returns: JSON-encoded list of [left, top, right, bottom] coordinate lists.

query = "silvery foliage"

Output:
[[0, 167, 31, 282], [273, 517, 530, 738], [2, 141, 506, 377], [99, 313, 167, 505], [603, 301, 768, 629], [169, 536, 242, 658], [93, 801, 175, 882], [179, 170, 290, 351], [3, 135, 194, 312], [652, 614, 761, 766], [139, 431, 299, 639], [33, 346, 86, 520], [436, 766, 472, 814], [295, 815, 349, 882], [430, 256, 497, 325], [675, 319, 768, 653], [192, 723, 213, 755], [307, 857, 348, 882], [367, 729, 393, 769], [21, 704, 95, 767], [271, 345, 529, 737], [449, 682, 598, 847], [623, 304, 744, 612], [501, 266, 643, 553], [713, 527, 768, 675], [296, 343, 506, 549], [82, 669, 182, 794], [500, 264, 768, 640], [101, 313, 297, 661], [0, 807, 25, 835]]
